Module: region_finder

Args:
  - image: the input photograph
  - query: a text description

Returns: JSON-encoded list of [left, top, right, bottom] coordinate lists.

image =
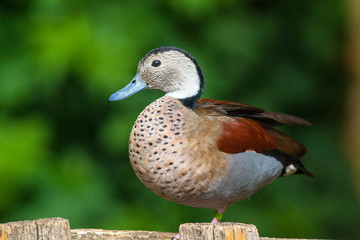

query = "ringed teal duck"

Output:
[[109, 46, 312, 224]]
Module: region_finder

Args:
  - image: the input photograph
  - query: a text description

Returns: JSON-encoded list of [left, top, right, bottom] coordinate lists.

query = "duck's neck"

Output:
[[178, 90, 202, 109], [165, 77, 204, 110]]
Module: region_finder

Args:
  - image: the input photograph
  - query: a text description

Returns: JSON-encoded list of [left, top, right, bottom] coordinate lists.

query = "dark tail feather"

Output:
[[293, 161, 314, 177]]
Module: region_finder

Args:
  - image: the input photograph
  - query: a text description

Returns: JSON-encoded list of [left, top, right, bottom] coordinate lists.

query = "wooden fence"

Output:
[[0, 217, 326, 240]]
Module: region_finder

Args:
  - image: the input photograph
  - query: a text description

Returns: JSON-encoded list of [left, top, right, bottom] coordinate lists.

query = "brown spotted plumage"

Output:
[[128, 96, 230, 208], [109, 46, 312, 226]]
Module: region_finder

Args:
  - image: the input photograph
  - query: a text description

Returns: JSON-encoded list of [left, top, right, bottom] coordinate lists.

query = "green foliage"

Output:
[[1, 0, 358, 239]]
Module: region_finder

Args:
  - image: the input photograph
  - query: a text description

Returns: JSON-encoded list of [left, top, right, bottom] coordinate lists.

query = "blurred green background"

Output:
[[1, 0, 359, 239]]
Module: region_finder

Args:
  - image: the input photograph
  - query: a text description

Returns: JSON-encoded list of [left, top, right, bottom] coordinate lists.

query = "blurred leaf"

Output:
[[0, 116, 50, 210]]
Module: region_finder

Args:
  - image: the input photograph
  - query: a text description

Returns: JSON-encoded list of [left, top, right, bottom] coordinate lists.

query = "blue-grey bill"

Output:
[[109, 73, 148, 102]]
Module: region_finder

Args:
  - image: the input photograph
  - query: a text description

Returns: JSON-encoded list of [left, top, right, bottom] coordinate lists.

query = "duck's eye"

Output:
[[151, 60, 161, 67]]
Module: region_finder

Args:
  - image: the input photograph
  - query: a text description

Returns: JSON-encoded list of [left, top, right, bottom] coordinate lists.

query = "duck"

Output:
[[109, 46, 312, 226]]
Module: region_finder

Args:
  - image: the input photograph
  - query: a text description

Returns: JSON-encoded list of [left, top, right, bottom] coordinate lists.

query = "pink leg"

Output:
[[210, 217, 220, 224], [210, 208, 226, 224]]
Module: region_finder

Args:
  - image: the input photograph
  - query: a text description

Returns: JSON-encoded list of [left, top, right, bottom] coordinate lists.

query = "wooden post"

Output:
[[179, 222, 260, 240], [0, 217, 70, 240]]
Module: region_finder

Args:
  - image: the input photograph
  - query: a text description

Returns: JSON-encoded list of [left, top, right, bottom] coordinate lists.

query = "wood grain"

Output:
[[179, 222, 260, 240]]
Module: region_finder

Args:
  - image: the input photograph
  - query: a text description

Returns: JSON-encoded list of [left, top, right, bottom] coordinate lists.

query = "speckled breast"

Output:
[[128, 96, 226, 208]]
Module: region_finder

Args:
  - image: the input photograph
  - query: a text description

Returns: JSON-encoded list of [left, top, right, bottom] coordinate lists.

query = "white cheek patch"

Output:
[[166, 64, 200, 99], [166, 82, 200, 99]]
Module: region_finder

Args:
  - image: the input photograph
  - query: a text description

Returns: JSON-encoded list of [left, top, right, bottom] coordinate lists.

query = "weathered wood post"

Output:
[[0, 217, 70, 240], [179, 222, 260, 240]]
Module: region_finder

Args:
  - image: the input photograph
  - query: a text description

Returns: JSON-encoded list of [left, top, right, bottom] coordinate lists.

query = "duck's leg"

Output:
[[210, 208, 226, 224]]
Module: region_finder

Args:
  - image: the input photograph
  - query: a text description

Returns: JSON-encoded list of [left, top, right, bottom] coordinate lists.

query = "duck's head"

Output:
[[109, 46, 205, 109]]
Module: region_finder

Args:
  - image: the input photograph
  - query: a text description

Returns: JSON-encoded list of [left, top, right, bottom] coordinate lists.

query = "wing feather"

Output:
[[195, 99, 313, 176]]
